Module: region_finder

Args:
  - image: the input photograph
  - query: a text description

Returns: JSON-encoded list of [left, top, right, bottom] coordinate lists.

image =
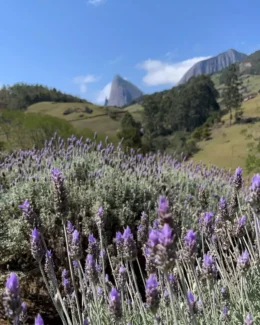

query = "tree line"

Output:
[[0, 83, 86, 110]]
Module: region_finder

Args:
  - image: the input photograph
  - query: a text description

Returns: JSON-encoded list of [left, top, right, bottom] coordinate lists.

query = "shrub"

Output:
[[63, 108, 74, 115], [1, 146, 260, 325]]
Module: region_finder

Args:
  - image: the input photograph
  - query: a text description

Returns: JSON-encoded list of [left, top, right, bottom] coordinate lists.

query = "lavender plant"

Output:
[[2, 135, 260, 324]]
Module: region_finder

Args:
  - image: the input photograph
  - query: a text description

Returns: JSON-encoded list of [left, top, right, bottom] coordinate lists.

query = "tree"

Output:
[[118, 112, 142, 150], [222, 64, 243, 125]]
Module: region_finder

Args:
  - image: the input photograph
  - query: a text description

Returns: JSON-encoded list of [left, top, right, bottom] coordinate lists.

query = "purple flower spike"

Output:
[[18, 200, 30, 213], [72, 230, 80, 243], [235, 167, 243, 177], [6, 273, 19, 293], [51, 167, 63, 181], [250, 174, 260, 192], [109, 288, 122, 320], [3, 272, 22, 319], [158, 196, 169, 216], [35, 314, 44, 325], [238, 250, 250, 271], [122, 226, 132, 240], [249, 174, 260, 211], [184, 229, 197, 249], [31, 228, 40, 241], [187, 290, 195, 305], [88, 234, 96, 244], [203, 212, 214, 225], [159, 224, 174, 245], [148, 229, 160, 247], [67, 221, 74, 233], [219, 197, 227, 209], [244, 313, 253, 325], [145, 274, 159, 314], [146, 274, 158, 292], [238, 215, 246, 227], [116, 232, 123, 243], [30, 229, 43, 261]]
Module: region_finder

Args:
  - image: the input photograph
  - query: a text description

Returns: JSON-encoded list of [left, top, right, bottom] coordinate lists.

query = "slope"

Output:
[[192, 94, 260, 173]]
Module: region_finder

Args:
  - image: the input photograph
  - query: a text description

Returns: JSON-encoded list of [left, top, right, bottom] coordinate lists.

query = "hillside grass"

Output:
[[27, 101, 119, 121], [27, 101, 144, 140], [192, 94, 260, 173]]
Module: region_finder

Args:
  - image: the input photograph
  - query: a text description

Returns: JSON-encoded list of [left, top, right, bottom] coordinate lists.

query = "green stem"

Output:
[[62, 220, 83, 325]]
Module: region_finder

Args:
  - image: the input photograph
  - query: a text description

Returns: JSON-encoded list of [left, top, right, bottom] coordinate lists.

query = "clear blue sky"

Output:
[[1, 0, 260, 103]]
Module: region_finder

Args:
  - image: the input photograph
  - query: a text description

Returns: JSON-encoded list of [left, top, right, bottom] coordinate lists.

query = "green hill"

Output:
[[192, 93, 260, 173]]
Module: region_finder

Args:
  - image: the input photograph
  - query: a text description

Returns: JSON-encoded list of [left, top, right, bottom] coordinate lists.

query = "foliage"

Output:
[[141, 75, 219, 155], [1, 135, 260, 325], [242, 126, 260, 173], [117, 112, 142, 150], [0, 110, 101, 151], [0, 83, 86, 110], [222, 64, 243, 124]]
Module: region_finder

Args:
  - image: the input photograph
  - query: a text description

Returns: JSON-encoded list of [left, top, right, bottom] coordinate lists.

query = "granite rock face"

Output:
[[107, 75, 143, 107], [178, 49, 247, 85]]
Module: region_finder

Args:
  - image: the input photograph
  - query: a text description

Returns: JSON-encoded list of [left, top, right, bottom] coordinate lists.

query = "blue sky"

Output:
[[0, 0, 260, 104]]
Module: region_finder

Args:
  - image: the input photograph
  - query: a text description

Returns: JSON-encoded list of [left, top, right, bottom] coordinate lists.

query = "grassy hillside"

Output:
[[27, 101, 145, 140], [192, 93, 260, 173]]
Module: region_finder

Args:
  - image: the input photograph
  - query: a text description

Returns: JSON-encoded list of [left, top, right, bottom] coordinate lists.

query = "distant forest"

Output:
[[0, 83, 87, 110]]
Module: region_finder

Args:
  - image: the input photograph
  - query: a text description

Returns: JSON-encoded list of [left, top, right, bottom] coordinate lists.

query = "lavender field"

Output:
[[1, 133, 260, 324]]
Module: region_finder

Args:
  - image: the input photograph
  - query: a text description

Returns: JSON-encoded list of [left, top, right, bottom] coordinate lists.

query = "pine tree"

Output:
[[222, 64, 243, 125]]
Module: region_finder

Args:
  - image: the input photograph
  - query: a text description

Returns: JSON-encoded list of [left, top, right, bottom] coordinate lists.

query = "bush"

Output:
[[0, 135, 258, 325], [63, 108, 74, 115]]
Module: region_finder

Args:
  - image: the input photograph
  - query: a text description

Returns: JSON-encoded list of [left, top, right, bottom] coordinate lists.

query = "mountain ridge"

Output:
[[177, 49, 247, 85]]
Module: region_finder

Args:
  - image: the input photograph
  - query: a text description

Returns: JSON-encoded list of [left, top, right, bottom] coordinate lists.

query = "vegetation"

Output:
[[141, 75, 219, 154], [0, 83, 87, 110], [241, 125, 260, 173], [117, 112, 142, 150], [0, 135, 260, 325], [0, 110, 109, 153], [222, 64, 243, 124], [193, 94, 260, 173]]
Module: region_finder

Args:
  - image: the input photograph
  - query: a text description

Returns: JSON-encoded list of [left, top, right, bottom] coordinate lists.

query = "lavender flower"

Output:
[[147, 224, 176, 272], [70, 229, 81, 259], [221, 306, 229, 321], [61, 269, 71, 295], [219, 197, 229, 220], [35, 314, 44, 325], [184, 229, 197, 250], [233, 167, 243, 190], [19, 302, 28, 323], [115, 231, 124, 257], [88, 234, 98, 260], [235, 215, 247, 237], [30, 228, 44, 262], [109, 288, 122, 320], [2, 273, 22, 319], [51, 167, 68, 217], [202, 253, 217, 278], [122, 226, 137, 261], [19, 199, 39, 227], [145, 274, 160, 314], [85, 254, 98, 284], [44, 250, 55, 281], [137, 212, 149, 246], [117, 265, 127, 289], [249, 174, 260, 211], [238, 250, 250, 272], [95, 206, 104, 228], [244, 313, 253, 325]]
